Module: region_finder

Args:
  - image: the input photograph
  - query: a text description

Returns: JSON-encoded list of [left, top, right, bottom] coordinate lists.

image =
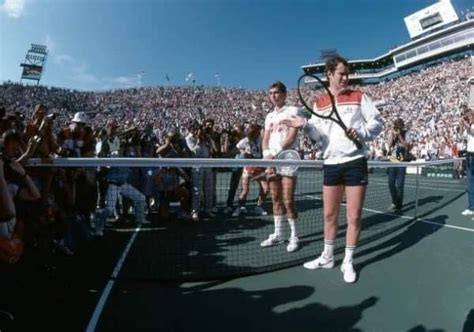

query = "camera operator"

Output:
[[460, 105, 474, 216], [140, 124, 159, 211], [387, 118, 413, 213], [0, 159, 15, 222], [1, 130, 41, 262], [185, 122, 215, 221], [55, 112, 96, 249], [155, 131, 191, 220], [203, 118, 220, 157], [203, 118, 219, 213], [223, 123, 245, 214], [1, 130, 41, 202], [93, 122, 148, 235], [23, 104, 59, 159], [57, 112, 89, 158]]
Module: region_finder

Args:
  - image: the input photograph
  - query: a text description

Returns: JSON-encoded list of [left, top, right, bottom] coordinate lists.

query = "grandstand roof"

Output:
[[301, 19, 474, 81]]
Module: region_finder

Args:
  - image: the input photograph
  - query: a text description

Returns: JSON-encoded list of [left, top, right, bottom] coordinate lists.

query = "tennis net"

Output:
[[27, 157, 465, 281]]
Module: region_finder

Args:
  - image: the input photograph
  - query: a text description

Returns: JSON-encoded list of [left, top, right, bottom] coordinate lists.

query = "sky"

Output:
[[0, 0, 473, 91]]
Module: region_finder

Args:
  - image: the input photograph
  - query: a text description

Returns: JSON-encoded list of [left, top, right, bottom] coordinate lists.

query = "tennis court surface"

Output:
[[1, 162, 473, 332]]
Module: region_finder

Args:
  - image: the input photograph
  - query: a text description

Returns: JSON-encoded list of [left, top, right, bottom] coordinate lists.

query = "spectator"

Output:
[[232, 123, 269, 217]]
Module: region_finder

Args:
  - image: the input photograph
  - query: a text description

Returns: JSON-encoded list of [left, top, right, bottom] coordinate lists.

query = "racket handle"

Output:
[[343, 128, 363, 149], [353, 138, 363, 149]]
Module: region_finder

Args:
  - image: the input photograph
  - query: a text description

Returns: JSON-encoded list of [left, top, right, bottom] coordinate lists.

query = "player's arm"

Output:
[[356, 94, 383, 141], [281, 126, 298, 150], [262, 129, 273, 159]]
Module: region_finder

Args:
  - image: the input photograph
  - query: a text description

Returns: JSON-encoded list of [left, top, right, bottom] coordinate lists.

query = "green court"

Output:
[[1, 166, 473, 332], [91, 168, 473, 332]]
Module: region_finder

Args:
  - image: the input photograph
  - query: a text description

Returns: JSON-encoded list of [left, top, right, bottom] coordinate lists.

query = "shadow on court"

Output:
[[356, 216, 447, 273], [463, 309, 474, 332], [0, 230, 132, 331], [402, 195, 444, 217], [100, 284, 378, 332], [119, 217, 273, 281], [407, 324, 444, 332]]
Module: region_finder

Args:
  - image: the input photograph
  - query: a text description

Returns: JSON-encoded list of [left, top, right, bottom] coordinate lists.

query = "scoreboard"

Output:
[[404, 0, 459, 39]]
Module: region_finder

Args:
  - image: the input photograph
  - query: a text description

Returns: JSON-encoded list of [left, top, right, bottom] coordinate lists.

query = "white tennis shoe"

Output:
[[341, 261, 357, 283], [461, 209, 474, 216], [287, 237, 299, 252], [260, 233, 284, 247], [303, 254, 334, 269]]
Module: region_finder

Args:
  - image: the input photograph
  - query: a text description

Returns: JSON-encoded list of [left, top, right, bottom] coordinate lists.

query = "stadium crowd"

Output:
[[0, 56, 471, 262]]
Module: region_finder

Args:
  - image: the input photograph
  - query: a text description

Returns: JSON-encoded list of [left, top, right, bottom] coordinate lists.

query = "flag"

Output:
[[185, 72, 194, 82], [165, 74, 170, 82]]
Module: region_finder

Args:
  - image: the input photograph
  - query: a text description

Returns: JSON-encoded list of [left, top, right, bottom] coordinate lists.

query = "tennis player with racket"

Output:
[[283, 56, 383, 282], [260, 81, 300, 253]]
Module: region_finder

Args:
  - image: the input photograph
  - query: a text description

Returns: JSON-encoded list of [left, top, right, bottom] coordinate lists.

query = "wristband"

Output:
[[262, 149, 272, 158], [269, 147, 281, 157]]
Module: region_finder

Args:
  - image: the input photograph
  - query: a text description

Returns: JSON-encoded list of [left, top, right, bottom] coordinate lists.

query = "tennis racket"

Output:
[[297, 73, 363, 149], [250, 149, 301, 181], [275, 149, 301, 176]]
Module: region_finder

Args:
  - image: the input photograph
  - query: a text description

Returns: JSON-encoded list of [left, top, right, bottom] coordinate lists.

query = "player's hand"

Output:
[[279, 115, 305, 128], [346, 128, 360, 141]]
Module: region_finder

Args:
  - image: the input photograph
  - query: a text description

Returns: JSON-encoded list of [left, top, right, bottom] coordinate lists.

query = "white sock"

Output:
[[274, 216, 283, 236], [287, 218, 297, 238], [344, 245, 356, 263], [323, 239, 334, 259]]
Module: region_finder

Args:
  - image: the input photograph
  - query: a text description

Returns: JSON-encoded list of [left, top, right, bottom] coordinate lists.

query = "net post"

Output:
[[415, 164, 420, 217]]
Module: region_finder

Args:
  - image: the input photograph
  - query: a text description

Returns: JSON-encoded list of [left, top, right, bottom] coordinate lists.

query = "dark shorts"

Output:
[[323, 157, 368, 186]]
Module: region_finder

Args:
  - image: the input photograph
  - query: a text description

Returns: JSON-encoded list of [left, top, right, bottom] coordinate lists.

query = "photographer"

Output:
[[460, 106, 474, 216], [0, 159, 21, 263], [1, 130, 41, 263], [57, 112, 89, 158], [93, 123, 148, 235], [1, 130, 41, 203], [223, 123, 245, 214], [0, 159, 16, 223], [55, 112, 96, 249], [387, 118, 413, 213], [155, 131, 191, 220], [203, 118, 220, 157], [185, 122, 215, 221], [140, 124, 159, 211], [23, 104, 59, 159], [203, 118, 219, 213]]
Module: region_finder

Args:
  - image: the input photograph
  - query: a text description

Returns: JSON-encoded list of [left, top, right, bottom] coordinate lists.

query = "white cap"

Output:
[[71, 111, 88, 123]]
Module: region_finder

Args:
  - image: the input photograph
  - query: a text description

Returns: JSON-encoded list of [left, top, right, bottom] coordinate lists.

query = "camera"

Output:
[[46, 113, 58, 121]]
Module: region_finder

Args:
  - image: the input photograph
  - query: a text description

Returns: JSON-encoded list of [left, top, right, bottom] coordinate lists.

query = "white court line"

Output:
[[371, 183, 465, 192], [219, 180, 465, 193], [85, 225, 142, 332], [368, 180, 465, 193], [304, 195, 474, 233], [416, 218, 474, 232]]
